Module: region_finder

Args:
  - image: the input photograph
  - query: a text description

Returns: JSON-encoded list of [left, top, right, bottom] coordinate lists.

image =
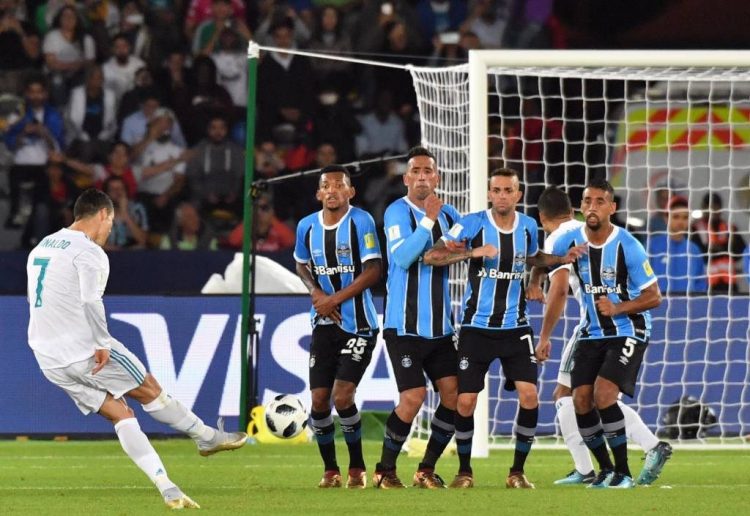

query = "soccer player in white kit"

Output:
[[26, 188, 247, 509], [529, 187, 672, 486]]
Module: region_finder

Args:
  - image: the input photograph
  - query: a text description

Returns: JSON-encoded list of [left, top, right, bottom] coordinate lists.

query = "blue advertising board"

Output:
[[1, 296, 748, 436]]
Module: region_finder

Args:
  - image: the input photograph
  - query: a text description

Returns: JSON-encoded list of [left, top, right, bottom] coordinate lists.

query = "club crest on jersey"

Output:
[[514, 252, 526, 272], [309, 355, 316, 368], [459, 357, 469, 370], [312, 249, 323, 257], [401, 355, 412, 368], [336, 243, 351, 257], [602, 267, 617, 281]]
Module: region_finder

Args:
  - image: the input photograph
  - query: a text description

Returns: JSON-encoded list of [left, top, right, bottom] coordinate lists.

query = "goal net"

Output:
[[409, 51, 750, 453]]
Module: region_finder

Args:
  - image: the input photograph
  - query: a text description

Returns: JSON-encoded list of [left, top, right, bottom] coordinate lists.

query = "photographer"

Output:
[[191, 0, 251, 56]]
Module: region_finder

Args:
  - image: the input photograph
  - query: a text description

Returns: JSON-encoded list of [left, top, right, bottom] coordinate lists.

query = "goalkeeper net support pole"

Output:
[[248, 45, 750, 451]]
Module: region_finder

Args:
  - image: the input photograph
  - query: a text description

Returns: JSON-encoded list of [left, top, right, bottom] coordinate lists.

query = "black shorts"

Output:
[[456, 326, 538, 394], [384, 329, 457, 392], [570, 337, 647, 398], [309, 325, 376, 390]]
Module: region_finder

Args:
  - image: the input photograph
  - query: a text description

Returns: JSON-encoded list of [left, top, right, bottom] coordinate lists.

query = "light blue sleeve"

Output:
[[385, 202, 431, 269], [355, 210, 382, 262], [548, 231, 574, 275], [443, 212, 479, 246], [526, 217, 540, 256], [624, 235, 658, 291], [293, 219, 311, 263]]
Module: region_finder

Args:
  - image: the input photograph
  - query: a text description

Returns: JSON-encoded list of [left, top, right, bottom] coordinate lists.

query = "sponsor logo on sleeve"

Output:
[[448, 223, 463, 239], [364, 233, 376, 249], [387, 225, 401, 241], [643, 260, 654, 276]]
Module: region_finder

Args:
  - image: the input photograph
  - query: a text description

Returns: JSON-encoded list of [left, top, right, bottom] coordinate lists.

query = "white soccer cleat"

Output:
[[163, 487, 200, 509], [197, 417, 248, 457]]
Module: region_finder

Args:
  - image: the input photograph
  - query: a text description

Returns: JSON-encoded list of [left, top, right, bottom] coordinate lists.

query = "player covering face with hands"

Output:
[[26, 189, 248, 510]]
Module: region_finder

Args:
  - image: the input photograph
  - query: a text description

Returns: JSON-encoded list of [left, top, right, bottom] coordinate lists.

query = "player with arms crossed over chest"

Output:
[[294, 166, 382, 489], [536, 179, 663, 489], [424, 169, 585, 489], [373, 146, 461, 490], [529, 187, 672, 486], [26, 189, 247, 510]]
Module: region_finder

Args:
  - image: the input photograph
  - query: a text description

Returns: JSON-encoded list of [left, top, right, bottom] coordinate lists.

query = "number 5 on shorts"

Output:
[[622, 337, 636, 358], [32, 257, 50, 308]]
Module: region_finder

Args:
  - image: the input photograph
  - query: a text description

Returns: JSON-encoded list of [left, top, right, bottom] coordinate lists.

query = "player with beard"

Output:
[[294, 166, 382, 489], [538, 179, 662, 488], [424, 169, 585, 488]]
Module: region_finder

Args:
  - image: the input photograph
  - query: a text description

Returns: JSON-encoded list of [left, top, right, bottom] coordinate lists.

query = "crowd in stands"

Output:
[[0, 0, 747, 293]]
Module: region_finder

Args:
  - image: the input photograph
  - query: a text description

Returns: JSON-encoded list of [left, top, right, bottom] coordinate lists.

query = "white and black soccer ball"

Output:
[[264, 394, 308, 439]]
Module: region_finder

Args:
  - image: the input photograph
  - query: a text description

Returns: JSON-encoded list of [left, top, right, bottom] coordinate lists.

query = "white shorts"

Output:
[[556, 325, 582, 389], [41, 340, 147, 415]]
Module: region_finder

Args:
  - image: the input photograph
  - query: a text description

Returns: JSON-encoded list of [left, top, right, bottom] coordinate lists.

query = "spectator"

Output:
[[691, 192, 747, 294], [102, 33, 146, 103], [185, 116, 244, 218], [428, 29, 481, 66], [415, 0, 467, 43], [143, 0, 183, 68], [0, 2, 41, 94], [210, 26, 249, 110], [117, 66, 154, 124], [307, 5, 354, 94], [355, 89, 408, 158], [226, 191, 295, 252], [173, 56, 235, 146], [83, 0, 120, 60], [313, 84, 360, 162], [192, 0, 251, 56], [362, 159, 407, 224], [118, 1, 153, 66], [42, 5, 96, 106], [121, 88, 187, 148], [160, 201, 218, 250], [254, 2, 311, 47], [461, 0, 511, 49], [133, 108, 191, 232], [103, 175, 149, 250], [184, 0, 247, 40], [65, 64, 117, 162], [647, 196, 707, 295], [647, 185, 671, 235], [256, 16, 316, 143], [4, 75, 64, 238], [154, 50, 190, 113], [60, 141, 139, 198]]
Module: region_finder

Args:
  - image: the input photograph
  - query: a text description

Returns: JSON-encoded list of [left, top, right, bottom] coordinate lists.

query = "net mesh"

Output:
[[409, 62, 750, 446]]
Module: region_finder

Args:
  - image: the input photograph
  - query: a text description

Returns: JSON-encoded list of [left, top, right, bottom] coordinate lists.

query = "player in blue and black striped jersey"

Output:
[[539, 179, 662, 489], [294, 165, 382, 489], [372, 147, 462, 489], [424, 169, 585, 489]]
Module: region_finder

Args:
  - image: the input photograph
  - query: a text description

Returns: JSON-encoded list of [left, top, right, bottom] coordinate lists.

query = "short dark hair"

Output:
[[24, 73, 48, 92], [585, 178, 615, 198], [537, 187, 572, 218], [407, 146, 435, 162], [102, 175, 126, 193], [319, 165, 351, 185], [702, 192, 722, 210], [668, 195, 689, 210], [73, 189, 113, 220], [489, 168, 519, 181]]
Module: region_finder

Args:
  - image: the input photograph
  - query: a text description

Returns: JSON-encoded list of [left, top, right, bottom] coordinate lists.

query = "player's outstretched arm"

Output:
[[527, 243, 587, 268], [423, 239, 497, 266], [595, 282, 662, 317], [535, 267, 570, 362]]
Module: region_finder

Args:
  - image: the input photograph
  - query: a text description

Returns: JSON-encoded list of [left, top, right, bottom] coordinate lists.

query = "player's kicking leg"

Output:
[[128, 373, 247, 456], [100, 394, 200, 509]]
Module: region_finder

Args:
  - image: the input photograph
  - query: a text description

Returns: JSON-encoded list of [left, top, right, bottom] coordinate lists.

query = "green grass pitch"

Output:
[[1, 439, 748, 515]]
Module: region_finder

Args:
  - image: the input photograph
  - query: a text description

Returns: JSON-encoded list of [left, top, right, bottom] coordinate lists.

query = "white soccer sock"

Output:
[[142, 391, 215, 442], [556, 396, 595, 474], [619, 401, 659, 452], [114, 418, 176, 495]]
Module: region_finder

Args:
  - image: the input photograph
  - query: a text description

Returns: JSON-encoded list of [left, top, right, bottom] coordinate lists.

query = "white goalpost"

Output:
[[409, 50, 750, 455], [250, 45, 750, 454]]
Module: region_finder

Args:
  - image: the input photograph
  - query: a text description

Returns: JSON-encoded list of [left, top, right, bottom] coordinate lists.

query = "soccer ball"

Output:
[[264, 394, 308, 439]]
